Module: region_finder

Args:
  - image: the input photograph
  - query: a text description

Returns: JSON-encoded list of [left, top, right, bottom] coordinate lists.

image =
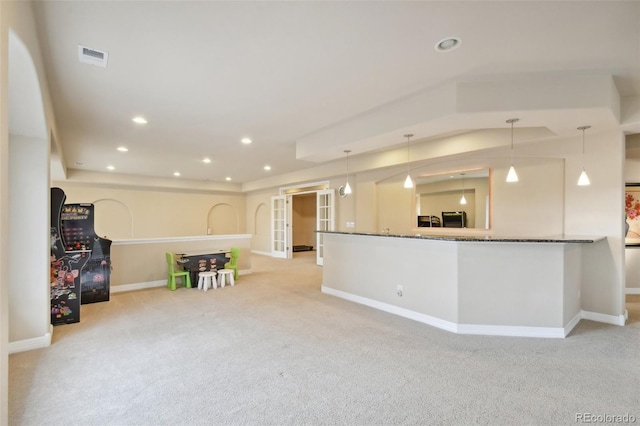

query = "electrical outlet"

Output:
[[397, 285, 403, 297]]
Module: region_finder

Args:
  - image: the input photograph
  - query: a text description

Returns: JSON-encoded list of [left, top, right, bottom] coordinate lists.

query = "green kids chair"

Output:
[[165, 252, 192, 291], [224, 247, 240, 280]]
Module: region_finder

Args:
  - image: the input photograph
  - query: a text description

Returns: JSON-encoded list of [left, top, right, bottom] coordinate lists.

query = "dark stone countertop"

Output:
[[317, 231, 604, 244]]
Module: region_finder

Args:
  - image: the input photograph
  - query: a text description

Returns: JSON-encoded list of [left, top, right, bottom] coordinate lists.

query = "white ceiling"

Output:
[[30, 1, 640, 187]]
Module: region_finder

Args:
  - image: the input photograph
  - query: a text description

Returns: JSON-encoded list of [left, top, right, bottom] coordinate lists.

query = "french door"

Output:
[[271, 189, 334, 264], [271, 195, 291, 259], [316, 189, 335, 265]]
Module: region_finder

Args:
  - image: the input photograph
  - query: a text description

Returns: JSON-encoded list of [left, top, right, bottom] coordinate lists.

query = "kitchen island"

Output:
[[319, 231, 605, 338]]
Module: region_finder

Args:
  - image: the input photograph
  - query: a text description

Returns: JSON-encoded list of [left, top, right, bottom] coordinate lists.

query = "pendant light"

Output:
[[460, 173, 467, 205], [403, 133, 414, 188], [343, 150, 352, 194], [577, 126, 591, 186], [506, 118, 519, 183]]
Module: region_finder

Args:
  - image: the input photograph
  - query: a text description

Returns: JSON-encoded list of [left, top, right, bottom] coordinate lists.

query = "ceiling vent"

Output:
[[78, 45, 108, 67]]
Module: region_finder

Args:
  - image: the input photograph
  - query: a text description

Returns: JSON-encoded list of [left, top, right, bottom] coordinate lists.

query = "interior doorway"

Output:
[[270, 182, 334, 265], [291, 193, 317, 256]]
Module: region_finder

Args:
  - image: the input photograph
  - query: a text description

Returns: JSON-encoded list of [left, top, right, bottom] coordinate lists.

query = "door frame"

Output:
[[271, 181, 333, 263]]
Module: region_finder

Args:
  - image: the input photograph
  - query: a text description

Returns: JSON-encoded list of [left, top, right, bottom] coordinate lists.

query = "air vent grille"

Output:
[[78, 45, 108, 67]]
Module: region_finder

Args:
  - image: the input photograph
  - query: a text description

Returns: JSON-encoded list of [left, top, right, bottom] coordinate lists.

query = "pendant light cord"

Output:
[[578, 125, 591, 170], [406, 136, 411, 174], [510, 121, 514, 163], [506, 118, 519, 164], [346, 150, 350, 180], [581, 128, 585, 167], [404, 133, 413, 176]]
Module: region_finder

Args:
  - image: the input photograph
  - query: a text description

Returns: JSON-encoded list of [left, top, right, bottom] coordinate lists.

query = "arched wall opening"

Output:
[[207, 203, 239, 235], [253, 202, 269, 253], [93, 198, 134, 239]]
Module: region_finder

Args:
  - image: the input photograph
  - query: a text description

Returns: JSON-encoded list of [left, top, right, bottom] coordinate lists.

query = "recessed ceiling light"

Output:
[[435, 37, 461, 52], [203, 158, 211, 164], [264, 165, 271, 171], [117, 146, 128, 152], [132, 116, 147, 124], [106, 165, 115, 171], [241, 138, 252, 144], [173, 172, 181, 177], [225, 176, 232, 181]]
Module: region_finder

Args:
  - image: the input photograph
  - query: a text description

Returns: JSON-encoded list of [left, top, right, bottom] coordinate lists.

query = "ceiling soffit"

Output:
[[296, 74, 624, 164]]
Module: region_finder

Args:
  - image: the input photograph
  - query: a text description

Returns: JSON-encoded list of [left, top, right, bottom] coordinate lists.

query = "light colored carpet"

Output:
[[9, 252, 640, 425]]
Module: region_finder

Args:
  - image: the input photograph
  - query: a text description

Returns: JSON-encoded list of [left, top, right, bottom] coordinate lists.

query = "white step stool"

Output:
[[217, 269, 235, 288], [197, 271, 217, 291]]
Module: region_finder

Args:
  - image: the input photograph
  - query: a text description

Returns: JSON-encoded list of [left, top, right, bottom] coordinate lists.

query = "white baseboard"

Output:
[[457, 312, 581, 339], [321, 286, 572, 338], [251, 250, 271, 257], [9, 324, 53, 354], [456, 323, 567, 338], [111, 279, 166, 293], [564, 312, 583, 336], [322, 286, 459, 333], [581, 309, 626, 326], [626, 288, 640, 295]]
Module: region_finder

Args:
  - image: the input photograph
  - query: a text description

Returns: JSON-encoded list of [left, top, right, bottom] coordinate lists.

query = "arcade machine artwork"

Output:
[[50, 188, 112, 325]]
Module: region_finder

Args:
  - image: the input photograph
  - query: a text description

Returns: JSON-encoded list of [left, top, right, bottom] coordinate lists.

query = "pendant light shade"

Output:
[[577, 126, 591, 186], [577, 170, 590, 186], [343, 150, 352, 194], [344, 182, 352, 194], [506, 118, 519, 183], [403, 134, 414, 188], [460, 173, 467, 204]]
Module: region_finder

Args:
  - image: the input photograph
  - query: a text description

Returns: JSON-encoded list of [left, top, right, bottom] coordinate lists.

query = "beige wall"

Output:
[[111, 235, 251, 289], [371, 157, 564, 238], [246, 187, 274, 254], [53, 182, 247, 239]]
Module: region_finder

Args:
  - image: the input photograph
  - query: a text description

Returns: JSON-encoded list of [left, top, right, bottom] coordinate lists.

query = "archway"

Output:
[[207, 203, 239, 235], [253, 203, 269, 253], [5, 28, 50, 360], [93, 198, 134, 239]]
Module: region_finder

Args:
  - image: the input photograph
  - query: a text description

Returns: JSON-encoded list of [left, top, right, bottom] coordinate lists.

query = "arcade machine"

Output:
[[60, 202, 112, 304], [50, 188, 89, 325]]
